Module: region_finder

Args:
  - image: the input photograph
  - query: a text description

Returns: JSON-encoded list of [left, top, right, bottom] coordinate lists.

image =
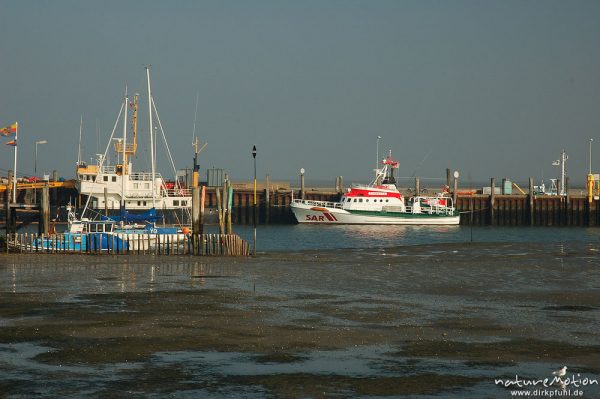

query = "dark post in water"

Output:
[[528, 177, 534, 226], [192, 187, 200, 234], [490, 177, 496, 225], [40, 182, 49, 235]]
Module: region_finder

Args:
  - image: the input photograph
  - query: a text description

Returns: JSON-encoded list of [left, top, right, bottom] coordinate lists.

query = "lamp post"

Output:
[[34, 140, 47, 203], [589, 138, 594, 175], [252, 145, 257, 255]]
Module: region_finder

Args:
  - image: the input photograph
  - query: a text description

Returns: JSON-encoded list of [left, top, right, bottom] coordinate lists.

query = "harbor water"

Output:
[[1, 225, 599, 397]]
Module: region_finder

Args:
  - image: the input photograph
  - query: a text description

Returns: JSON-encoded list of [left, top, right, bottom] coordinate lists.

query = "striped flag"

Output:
[[5, 139, 16, 146], [0, 123, 17, 137]]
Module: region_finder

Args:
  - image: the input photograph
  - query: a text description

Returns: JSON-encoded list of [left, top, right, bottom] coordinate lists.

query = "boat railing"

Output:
[[162, 188, 192, 197], [99, 166, 116, 174], [292, 199, 344, 209], [130, 172, 163, 181]]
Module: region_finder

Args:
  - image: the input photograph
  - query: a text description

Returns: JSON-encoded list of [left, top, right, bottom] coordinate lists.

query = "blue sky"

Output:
[[1, 0, 599, 186]]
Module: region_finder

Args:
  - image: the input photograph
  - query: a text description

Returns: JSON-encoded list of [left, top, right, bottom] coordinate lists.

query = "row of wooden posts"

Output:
[[5, 232, 250, 256]]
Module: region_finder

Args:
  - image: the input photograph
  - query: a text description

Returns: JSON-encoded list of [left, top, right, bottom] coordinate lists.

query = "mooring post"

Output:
[[528, 177, 534, 226], [40, 183, 50, 235], [192, 187, 200, 235], [415, 177, 420, 196], [565, 176, 571, 226], [501, 178, 507, 195], [5, 172, 11, 243], [215, 187, 224, 235], [452, 174, 458, 207], [227, 182, 233, 234], [200, 185, 205, 235], [265, 174, 270, 224], [51, 170, 58, 205], [6, 170, 15, 236], [490, 177, 495, 225], [338, 176, 343, 193], [103, 187, 108, 216]]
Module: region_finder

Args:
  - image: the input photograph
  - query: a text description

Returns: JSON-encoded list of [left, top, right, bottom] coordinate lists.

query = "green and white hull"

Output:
[[291, 200, 460, 225]]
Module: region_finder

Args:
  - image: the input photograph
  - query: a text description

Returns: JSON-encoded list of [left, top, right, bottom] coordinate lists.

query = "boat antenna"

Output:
[[192, 91, 199, 141], [145, 65, 156, 209], [77, 115, 83, 165]]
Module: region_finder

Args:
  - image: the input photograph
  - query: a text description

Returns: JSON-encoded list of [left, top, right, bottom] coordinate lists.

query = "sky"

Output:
[[1, 0, 599, 187]]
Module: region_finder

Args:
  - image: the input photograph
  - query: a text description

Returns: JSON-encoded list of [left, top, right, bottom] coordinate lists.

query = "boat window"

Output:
[[112, 176, 117, 182], [181, 201, 187, 206], [145, 183, 150, 189], [359, 198, 363, 203], [92, 176, 96, 182], [143, 201, 147, 206], [137, 201, 141, 206], [353, 199, 357, 202], [173, 200, 179, 206], [103, 176, 108, 182], [106, 224, 112, 232], [89, 224, 96, 232], [366, 199, 369, 202], [386, 199, 389, 202]]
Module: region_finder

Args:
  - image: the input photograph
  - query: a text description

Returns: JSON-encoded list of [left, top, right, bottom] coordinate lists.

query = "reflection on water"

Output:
[[225, 224, 600, 252], [0, 258, 241, 295]]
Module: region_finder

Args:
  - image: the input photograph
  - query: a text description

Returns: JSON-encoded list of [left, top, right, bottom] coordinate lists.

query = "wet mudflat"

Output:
[[0, 241, 599, 398]]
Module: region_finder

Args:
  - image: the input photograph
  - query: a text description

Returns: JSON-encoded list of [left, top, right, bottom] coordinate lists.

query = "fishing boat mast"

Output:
[[120, 89, 128, 208], [145, 66, 156, 208]]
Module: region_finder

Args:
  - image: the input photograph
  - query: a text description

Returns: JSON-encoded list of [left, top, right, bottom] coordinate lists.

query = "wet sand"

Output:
[[1, 241, 599, 397]]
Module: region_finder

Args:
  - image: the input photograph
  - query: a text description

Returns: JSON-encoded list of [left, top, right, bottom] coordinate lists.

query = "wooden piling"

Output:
[[415, 177, 420, 196], [215, 187, 224, 235], [452, 175, 458, 206], [227, 183, 233, 234], [528, 177, 534, 226], [200, 185, 205, 235], [104, 187, 109, 216], [192, 187, 200, 234], [265, 174, 270, 224], [490, 178, 495, 225], [40, 183, 50, 235]]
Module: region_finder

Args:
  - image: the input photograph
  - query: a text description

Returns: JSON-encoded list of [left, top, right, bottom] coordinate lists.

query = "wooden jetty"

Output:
[[4, 233, 249, 256]]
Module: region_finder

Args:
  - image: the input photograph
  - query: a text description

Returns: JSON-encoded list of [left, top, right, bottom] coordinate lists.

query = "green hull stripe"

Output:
[[347, 209, 459, 218]]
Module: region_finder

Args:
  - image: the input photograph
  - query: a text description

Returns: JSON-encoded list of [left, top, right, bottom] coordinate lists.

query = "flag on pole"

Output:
[[5, 139, 17, 146], [0, 123, 17, 136]]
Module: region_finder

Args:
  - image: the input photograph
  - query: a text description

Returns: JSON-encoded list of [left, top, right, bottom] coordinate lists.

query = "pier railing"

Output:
[[3, 233, 250, 256]]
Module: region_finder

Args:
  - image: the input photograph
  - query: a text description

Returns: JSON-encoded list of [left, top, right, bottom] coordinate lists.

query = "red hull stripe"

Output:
[[345, 188, 401, 198], [323, 212, 335, 221]]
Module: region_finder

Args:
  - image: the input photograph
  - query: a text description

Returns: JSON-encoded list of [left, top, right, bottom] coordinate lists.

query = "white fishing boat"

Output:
[[76, 67, 192, 221], [290, 152, 460, 225]]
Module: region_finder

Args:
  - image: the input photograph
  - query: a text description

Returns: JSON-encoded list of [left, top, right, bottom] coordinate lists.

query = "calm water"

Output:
[[227, 224, 600, 252]]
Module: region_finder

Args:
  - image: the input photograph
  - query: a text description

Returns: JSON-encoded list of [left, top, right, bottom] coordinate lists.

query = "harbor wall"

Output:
[[2, 186, 599, 227], [220, 189, 600, 227]]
